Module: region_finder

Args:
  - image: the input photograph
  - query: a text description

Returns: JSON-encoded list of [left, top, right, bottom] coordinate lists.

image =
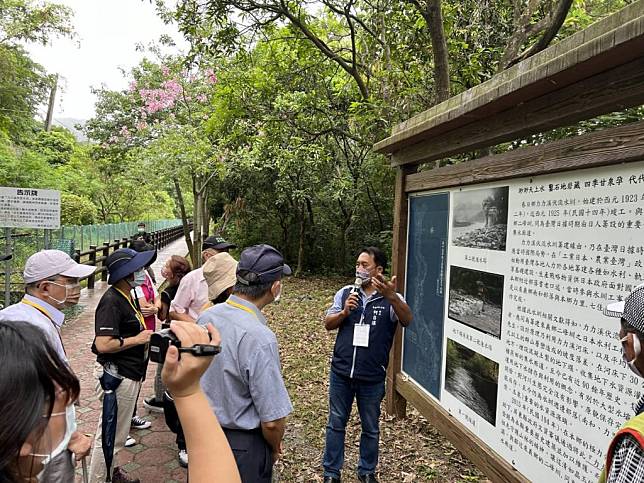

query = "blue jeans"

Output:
[[323, 370, 386, 478]]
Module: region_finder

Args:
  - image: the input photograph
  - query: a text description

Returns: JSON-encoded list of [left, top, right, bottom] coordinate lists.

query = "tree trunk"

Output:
[[410, 0, 451, 102], [192, 185, 204, 269], [201, 191, 210, 239], [296, 208, 305, 276], [174, 179, 195, 266], [425, 0, 450, 102]]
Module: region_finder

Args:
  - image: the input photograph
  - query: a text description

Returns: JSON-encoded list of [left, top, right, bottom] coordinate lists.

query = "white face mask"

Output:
[[621, 333, 643, 378], [128, 269, 146, 288], [45, 281, 80, 305], [29, 404, 76, 480], [273, 282, 282, 303]]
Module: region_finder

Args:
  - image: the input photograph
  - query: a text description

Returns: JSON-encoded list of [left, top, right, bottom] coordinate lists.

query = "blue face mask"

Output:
[[129, 269, 146, 288]]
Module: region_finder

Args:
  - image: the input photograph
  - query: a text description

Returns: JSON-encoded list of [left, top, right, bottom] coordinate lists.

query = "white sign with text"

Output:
[[0, 187, 61, 229]]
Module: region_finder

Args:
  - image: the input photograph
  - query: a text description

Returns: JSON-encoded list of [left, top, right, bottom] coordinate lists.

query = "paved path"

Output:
[[65, 236, 190, 483]]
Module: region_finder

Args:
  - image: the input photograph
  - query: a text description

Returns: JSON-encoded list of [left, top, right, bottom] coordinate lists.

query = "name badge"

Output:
[[353, 324, 370, 347]]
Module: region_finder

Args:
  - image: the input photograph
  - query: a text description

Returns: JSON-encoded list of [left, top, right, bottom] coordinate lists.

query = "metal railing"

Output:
[[1, 222, 191, 307], [76, 223, 190, 290], [52, 219, 184, 253]]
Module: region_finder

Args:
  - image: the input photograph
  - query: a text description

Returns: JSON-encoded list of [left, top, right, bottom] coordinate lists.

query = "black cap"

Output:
[[203, 235, 237, 251], [236, 244, 292, 285]]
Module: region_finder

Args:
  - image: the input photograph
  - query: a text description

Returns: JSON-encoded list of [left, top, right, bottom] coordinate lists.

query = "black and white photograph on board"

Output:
[[448, 266, 504, 338], [451, 186, 509, 251], [445, 338, 499, 426]]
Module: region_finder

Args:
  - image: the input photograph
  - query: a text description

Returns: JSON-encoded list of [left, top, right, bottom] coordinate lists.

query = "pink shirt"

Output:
[[141, 273, 158, 331], [169, 268, 209, 320]]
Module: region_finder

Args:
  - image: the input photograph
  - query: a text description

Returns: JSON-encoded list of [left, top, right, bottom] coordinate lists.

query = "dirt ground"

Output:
[[265, 276, 486, 482]]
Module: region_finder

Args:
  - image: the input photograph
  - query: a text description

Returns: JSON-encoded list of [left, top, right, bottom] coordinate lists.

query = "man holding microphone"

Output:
[[322, 247, 412, 483]]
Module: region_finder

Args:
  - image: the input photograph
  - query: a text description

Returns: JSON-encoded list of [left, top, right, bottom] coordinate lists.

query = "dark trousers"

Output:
[[223, 427, 273, 483], [163, 392, 186, 450]]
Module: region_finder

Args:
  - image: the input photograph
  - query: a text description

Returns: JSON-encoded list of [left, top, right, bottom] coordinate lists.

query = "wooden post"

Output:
[[385, 163, 416, 418], [88, 245, 97, 289], [101, 242, 110, 281]]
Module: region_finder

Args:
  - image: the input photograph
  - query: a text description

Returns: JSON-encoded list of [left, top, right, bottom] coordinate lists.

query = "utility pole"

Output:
[[45, 74, 58, 131]]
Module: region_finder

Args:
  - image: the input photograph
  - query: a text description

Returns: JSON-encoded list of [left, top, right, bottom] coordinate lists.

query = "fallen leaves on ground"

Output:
[[264, 276, 485, 482]]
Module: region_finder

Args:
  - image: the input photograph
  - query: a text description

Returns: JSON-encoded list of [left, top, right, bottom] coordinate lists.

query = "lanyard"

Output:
[[226, 299, 259, 320], [21, 299, 67, 355], [114, 287, 146, 329]]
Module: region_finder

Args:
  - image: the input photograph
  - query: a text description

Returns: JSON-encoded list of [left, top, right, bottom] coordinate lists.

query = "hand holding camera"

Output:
[[161, 321, 221, 398]]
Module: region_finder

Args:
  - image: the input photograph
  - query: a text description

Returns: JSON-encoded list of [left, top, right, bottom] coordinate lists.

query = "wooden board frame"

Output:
[[378, 5, 644, 480], [405, 119, 644, 193], [386, 121, 644, 482]]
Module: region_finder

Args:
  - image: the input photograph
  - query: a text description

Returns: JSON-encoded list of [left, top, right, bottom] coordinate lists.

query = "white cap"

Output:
[[23, 250, 96, 284]]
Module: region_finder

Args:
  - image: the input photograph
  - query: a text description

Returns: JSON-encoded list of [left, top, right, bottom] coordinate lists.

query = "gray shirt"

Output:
[[197, 295, 293, 430]]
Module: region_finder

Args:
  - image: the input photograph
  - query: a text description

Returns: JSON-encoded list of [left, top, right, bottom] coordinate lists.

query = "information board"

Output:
[[402, 161, 644, 482], [0, 187, 61, 229]]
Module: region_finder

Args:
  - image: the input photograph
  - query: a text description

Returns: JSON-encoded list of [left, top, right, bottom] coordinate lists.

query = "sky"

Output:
[[27, 0, 187, 123]]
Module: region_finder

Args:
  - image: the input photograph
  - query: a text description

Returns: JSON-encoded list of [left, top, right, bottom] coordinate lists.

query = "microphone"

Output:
[[350, 277, 362, 295], [347, 277, 363, 312]]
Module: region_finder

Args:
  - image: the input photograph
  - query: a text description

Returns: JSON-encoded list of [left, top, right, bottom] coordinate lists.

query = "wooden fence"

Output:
[[74, 224, 191, 289]]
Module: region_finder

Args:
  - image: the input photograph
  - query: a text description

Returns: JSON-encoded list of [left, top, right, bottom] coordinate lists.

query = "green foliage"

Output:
[[3, 0, 635, 273], [60, 193, 97, 225], [30, 128, 75, 165], [0, 45, 50, 140], [0, 0, 74, 140], [0, 0, 74, 46], [0, 130, 57, 187]]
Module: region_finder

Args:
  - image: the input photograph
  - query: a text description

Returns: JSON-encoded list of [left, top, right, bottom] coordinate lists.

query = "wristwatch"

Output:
[[118, 336, 124, 347]]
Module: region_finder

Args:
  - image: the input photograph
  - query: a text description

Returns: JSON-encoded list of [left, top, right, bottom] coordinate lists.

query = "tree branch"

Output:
[[508, 0, 574, 67]]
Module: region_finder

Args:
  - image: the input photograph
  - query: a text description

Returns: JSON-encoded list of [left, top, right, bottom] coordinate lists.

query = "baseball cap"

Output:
[[604, 283, 644, 332], [106, 248, 156, 285], [236, 244, 291, 286], [23, 250, 96, 284], [202, 236, 236, 251], [204, 252, 238, 300]]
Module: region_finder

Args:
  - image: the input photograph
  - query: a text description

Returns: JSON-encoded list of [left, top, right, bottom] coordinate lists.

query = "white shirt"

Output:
[[0, 294, 67, 363]]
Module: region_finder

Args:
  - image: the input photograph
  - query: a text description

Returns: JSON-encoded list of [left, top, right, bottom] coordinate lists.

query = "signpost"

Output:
[[0, 187, 61, 306]]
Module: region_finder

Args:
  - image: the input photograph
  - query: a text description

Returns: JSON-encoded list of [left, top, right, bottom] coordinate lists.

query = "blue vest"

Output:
[[331, 287, 399, 382]]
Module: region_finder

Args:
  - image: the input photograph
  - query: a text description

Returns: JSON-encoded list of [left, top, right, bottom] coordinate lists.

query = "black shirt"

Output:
[[92, 287, 148, 381]]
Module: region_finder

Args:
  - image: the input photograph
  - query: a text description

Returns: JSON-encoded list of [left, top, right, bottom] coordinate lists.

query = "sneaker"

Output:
[[125, 435, 136, 447], [178, 449, 188, 468], [131, 416, 151, 430], [143, 397, 165, 413], [112, 466, 140, 483]]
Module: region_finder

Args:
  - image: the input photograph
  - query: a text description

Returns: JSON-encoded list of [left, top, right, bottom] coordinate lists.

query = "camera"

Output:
[[149, 328, 179, 363], [149, 328, 220, 363]]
